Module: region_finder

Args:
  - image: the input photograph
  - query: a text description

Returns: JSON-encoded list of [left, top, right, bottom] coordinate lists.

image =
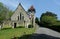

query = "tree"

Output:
[[35, 17, 40, 25], [6, 10, 14, 20], [0, 2, 13, 24], [40, 11, 57, 21], [40, 11, 57, 26], [0, 2, 8, 23]]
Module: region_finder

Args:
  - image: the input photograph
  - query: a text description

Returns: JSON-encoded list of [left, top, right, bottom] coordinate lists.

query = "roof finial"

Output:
[[19, 3, 21, 5]]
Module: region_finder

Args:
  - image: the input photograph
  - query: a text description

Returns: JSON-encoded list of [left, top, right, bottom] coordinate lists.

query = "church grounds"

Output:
[[0, 26, 35, 39]]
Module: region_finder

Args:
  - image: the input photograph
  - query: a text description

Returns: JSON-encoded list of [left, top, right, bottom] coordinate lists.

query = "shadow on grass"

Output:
[[1, 27, 12, 30], [12, 34, 60, 39], [16, 26, 25, 28], [1, 26, 25, 30]]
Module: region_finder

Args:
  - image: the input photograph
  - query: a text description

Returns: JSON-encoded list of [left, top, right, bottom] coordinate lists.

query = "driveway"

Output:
[[19, 27, 60, 39], [32, 27, 60, 39], [35, 27, 60, 37]]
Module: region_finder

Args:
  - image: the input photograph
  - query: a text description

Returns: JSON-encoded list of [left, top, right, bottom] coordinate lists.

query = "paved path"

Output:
[[19, 23, 60, 39], [35, 27, 60, 37], [31, 27, 60, 39], [19, 26, 60, 39]]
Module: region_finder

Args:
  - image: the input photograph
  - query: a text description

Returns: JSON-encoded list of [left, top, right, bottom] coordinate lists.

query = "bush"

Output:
[[28, 25, 33, 28]]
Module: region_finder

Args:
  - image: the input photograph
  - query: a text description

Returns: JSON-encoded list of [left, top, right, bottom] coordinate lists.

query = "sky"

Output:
[[0, 0, 60, 20]]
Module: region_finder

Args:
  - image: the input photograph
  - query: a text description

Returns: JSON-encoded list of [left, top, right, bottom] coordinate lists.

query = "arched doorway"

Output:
[[14, 23, 17, 28]]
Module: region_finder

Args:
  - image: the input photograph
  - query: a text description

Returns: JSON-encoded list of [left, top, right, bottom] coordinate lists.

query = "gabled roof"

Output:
[[14, 3, 27, 14], [11, 3, 28, 17]]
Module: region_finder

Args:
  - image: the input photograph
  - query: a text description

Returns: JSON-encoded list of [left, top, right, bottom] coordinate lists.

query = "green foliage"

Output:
[[28, 24, 33, 28], [0, 2, 7, 23], [40, 11, 57, 26], [40, 11, 57, 21], [35, 17, 40, 25], [8, 10, 13, 19], [41, 16, 57, 26], [0, 2, 13, 23]]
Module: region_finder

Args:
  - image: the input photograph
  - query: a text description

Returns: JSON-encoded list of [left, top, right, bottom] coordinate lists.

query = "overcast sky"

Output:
[[0, 0, 60, 20]]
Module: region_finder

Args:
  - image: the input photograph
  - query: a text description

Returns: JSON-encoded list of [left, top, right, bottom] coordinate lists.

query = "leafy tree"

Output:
[[40, 11, 57, 21], [7, 10, 13, 20], [40, 11, 57, 26], [0, 2, 8, 23], [35, 17, 40, 25], [0, 2, 13, 24]]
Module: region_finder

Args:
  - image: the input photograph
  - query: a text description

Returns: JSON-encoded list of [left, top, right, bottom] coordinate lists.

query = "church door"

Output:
[[14, 23, 16, 28]]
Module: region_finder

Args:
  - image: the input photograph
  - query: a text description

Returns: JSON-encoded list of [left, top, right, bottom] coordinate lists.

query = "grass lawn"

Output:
[[0, 27, 35, 39]]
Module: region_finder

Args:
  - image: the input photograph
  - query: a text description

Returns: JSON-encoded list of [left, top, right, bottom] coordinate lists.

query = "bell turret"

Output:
[[28, 5, 36, 28], [28, 5, 36, 13]]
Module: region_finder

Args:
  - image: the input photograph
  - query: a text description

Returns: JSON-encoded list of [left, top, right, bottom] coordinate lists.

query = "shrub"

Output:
[[28, 25, 33, 28]]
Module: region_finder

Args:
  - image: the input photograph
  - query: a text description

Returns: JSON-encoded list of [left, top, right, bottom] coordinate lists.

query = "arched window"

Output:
[[22, 15, 24, 20], [18, 16, 19, 20], [20, 13, 21, 20], [20, 13, 24, 21]]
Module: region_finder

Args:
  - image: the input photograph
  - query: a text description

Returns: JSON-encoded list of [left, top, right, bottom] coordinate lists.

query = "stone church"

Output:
[[9, 3, 36, 28]]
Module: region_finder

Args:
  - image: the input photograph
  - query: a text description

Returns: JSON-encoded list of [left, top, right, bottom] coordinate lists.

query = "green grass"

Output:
[[0, 27, 35, 39]]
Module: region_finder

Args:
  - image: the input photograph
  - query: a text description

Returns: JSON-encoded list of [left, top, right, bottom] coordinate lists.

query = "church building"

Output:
[[10, 3, 36, 28]]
